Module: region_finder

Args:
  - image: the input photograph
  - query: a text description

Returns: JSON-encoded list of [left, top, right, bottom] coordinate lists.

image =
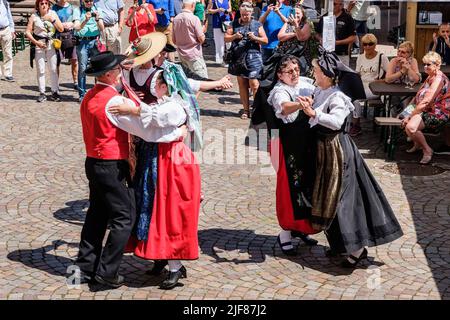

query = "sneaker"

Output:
[[73, 83, 78, 91], [78, 95, 84, 103], [49, 92, 61, 102], [37, 94, 47, 103], [434, 144, 450, 155], [4, 76, 15, 82], [349, 124, 362, 137]]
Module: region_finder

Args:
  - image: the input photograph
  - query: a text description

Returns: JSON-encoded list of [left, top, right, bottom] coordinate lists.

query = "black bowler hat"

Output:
[[163, 44, 176, 53], [85, 51, 127, 77]]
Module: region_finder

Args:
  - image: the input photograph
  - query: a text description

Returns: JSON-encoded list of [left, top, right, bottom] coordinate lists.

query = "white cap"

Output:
[[183, 0, 196, 4]]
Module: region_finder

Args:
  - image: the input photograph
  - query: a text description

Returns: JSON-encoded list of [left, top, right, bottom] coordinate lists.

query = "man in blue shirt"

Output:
[[0, 0, 15, 81], [173, 0, 183, 16], [259, 0, 292, 62], [147, 0, 175, 61], [94, 0, 124, 54]]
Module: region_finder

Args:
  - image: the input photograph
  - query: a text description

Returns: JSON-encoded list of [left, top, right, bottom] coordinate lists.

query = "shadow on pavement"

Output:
[[198, 228, 384, 277], [200, 109, 239, 118], [7, 240, 77, 278], [53, 199, 89, 226]]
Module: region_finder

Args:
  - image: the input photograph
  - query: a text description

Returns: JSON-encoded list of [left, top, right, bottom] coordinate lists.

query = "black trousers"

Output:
[[76, 157, 136, 278]]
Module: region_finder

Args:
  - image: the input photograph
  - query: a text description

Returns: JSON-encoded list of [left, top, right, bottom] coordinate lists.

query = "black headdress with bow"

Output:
[[317, 46, 366, 101]]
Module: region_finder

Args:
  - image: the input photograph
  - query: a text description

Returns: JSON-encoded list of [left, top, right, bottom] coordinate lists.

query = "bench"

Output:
[[374, 117, 403, 160]]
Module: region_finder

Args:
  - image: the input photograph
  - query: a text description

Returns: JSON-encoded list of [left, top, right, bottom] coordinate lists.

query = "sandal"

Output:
[[419, 151, 433, 165], [240, 110, 250, 119]]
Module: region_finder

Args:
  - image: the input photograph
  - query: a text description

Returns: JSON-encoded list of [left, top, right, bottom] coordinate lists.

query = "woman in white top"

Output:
[[297, 52, 403, 268], [25, 0, 64, 102], [266, 55, 319, 256], [350, 33, 389, 136]]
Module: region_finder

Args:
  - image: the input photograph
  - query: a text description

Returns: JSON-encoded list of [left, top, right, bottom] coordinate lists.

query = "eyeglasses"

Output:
[[363, 42, 375, 46], [282, 68, 300, 76]]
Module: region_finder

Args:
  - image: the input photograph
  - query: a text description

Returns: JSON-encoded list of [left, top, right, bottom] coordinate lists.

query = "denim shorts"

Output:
[[243, 51, 263, 79]]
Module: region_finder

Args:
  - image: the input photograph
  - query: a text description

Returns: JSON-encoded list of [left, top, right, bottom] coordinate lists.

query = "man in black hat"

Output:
[[76, 51, 136, 288]]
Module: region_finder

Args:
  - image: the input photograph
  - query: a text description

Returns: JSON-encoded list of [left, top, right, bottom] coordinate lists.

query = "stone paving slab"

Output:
[[1, 44, 449, 300]]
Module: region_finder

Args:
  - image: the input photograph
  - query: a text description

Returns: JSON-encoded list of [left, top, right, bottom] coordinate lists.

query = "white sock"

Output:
[[279, 230, 293, 250], [168, 260, 183, 272], [347, 247, 365, 263]]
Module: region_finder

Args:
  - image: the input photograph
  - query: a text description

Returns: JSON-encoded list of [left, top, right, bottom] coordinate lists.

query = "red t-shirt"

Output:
[[126, 5, 157, 43]]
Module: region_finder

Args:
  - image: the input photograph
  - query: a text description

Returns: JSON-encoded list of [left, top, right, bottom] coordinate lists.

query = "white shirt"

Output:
[[356, 52, 389, 84], [309, 86, 355, 130], [267, 79, 315, 124], [105, 94, 187, 143]]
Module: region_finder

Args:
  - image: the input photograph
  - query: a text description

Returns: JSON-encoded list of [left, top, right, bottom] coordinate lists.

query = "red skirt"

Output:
[[126, 141, 201, 260], [271, 138, 318, 235]]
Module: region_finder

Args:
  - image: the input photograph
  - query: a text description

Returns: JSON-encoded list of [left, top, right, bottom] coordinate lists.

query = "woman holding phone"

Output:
[[126, 0, 157, 43]]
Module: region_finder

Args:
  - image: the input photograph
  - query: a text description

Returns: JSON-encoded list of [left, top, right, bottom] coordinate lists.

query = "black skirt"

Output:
[[325, 132, 404, 254]]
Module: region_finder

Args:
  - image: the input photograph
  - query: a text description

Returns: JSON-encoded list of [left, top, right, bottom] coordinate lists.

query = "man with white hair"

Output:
[[172, 0, 208, 79]]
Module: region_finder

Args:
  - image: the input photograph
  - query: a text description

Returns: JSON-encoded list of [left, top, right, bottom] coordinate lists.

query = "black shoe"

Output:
[[291, 231, 318, 246], [341, 248, 368, 268], [159, 266, 187, 290], [94, 274, 125, 288], [49, 92, 61, 102], [37, 94, 47, 103], [146, 260, 168, 276], [277, 234, 297, 256]]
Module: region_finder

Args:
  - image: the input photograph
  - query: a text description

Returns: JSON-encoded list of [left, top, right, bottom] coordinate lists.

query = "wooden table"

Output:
[[368, 81, 421, 160], [368, 81, 420, 116]]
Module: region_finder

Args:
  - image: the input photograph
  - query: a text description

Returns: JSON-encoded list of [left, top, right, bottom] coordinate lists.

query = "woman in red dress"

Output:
[[126, 0, 157, 43]]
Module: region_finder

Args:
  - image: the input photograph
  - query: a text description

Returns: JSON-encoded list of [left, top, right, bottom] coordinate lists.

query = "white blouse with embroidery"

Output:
[[105, 93, 189, 143], [309, 86, 355, 130]]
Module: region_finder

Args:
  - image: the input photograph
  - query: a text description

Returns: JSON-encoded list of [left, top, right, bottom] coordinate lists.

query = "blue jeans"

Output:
[[76, 39, 97, 98]]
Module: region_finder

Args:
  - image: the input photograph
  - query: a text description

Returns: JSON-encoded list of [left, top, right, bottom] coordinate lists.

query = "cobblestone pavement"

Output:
[[1, 44, 450, 300]]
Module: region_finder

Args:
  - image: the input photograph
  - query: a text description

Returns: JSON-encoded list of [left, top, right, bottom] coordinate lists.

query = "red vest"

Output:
[[80, 84, 129, 160]]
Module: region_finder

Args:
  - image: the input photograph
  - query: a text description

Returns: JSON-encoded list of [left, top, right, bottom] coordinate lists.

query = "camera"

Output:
[[91, 11, 97, 18]]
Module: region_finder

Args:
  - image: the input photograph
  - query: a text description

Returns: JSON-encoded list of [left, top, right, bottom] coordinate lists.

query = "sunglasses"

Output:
[[282, 68, 300, 76], [363, 42, 375, 46], [39, 1, 49, 5], [85, 0, 94, 3], [423, 63, 434, 67]]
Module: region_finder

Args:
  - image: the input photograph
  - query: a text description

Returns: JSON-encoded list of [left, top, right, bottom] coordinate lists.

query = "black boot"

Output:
[[159, 266, 187, 290]]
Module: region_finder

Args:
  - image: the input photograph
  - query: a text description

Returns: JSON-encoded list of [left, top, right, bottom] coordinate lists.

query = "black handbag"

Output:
[[58, 30, 75, 51]]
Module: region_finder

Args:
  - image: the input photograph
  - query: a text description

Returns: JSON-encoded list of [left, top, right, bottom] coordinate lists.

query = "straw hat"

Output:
[[124, 32, 167, 67]]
